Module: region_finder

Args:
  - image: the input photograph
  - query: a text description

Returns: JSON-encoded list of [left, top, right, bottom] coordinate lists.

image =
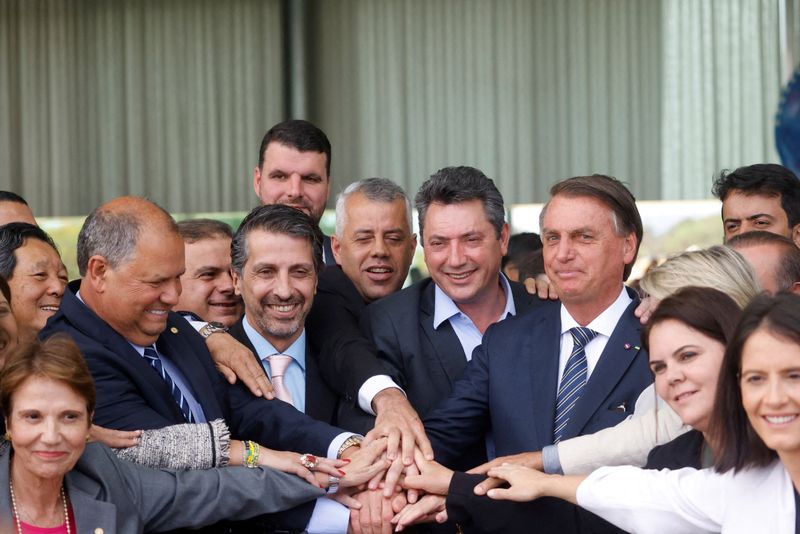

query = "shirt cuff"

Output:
[[186, 318, 206, 332], [542, 444, 564, 475], [357, 375, 405, 415], [307, 497, 349, 534]]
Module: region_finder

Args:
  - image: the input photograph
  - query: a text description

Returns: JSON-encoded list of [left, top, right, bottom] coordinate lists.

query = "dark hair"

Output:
[[712, 164, 800, 228], [641, 286, 742, 355], [415, 166, 505, 241], [77, 198, 177, 277], [727, 231, 800, 292], [540, 175, 643, 280], [0, 223, 60, 280], [0, 191, 28, 205], [177, 218, 233, 244], [711, 292, 800, 473], [1, 334, 96, 423], [516, 249, 545, 281], [0, 277, 10, 304], [502, 232, 543, 269], [231, 204, 323, 275], [257, 119, 332, 177]]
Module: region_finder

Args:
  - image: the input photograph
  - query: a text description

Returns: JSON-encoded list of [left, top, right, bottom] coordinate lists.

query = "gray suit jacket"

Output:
[[0, 441, 324, 533]]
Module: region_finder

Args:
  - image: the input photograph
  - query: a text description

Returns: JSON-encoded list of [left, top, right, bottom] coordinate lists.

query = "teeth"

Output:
[[449, 273, 470, 280], [147, 310, 167, 315], [40, 306, 59, 311], [271, 305, 295, 312], [766, 415, 797, 424], [368, 268, 391, 273]]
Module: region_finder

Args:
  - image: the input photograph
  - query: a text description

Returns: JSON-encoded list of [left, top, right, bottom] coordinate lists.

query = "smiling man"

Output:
[[0, 223, 67, 343], [176, 218, 243, 327], [361, 166, 540, 471], [420, 174, 652, 533]]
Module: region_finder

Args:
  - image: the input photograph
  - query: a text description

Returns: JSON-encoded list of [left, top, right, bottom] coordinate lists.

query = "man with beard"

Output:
[[228, 204, 361, 426]]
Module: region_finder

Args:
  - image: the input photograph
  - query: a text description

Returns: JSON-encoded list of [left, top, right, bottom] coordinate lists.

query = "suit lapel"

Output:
[[419, 282, 467, 385], [527, 306, 562, 445], [67, 472, 118, 533], [563, 302, 642, 438]]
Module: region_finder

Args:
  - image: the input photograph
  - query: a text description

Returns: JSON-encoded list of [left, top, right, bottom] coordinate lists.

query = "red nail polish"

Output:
[[338, 469, 347, 476], [342, 458, 351, 463]]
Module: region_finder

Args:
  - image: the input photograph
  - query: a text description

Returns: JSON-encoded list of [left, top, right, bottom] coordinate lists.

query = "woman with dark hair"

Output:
[[481, 292, 800, 533]]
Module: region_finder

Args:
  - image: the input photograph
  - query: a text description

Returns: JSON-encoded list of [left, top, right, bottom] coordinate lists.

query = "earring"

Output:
[[85, 435, 91, 443], [2, 432, 10, 441]]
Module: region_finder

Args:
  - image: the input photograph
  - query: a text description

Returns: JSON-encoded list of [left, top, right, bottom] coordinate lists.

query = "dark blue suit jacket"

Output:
[[41, 282, 348, 530], [424, 292, 652, 464]]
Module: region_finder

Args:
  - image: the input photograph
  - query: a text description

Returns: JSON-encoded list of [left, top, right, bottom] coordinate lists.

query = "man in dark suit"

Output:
[[41, 196, 376, 533], [227, 202, 370, 427], [361, 167, 540, 471], [411, 175, 653, 533]]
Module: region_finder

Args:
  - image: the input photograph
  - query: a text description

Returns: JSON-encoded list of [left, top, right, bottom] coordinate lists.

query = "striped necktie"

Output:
[[553, 327, 598, 443], [143, 346, 194, 423]]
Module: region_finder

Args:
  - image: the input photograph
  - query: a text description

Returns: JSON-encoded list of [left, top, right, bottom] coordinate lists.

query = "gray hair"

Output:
[[76, 199, 176, 277], [727, 231, 800, 292], [231, 204, 323, 275], [415, 166, 505, 240], [335, 178, 412, 237]]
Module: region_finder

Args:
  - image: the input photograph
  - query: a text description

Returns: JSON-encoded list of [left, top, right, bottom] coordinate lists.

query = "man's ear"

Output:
[[253, 166, 263, 198], [499, 223, 510, 256], [622, 233, 637, 266], [231, 269, 243, 297], [792, 223, 800, 249], [331, 234, 342, 265], [85, 256, 110, 292], [791, 281, 800, 296]]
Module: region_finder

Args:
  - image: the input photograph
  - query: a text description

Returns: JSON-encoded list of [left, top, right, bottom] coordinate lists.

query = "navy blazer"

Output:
[[361, 277, 540, 418], [424, 292, 652, 465], [41, 283, 345, 456]]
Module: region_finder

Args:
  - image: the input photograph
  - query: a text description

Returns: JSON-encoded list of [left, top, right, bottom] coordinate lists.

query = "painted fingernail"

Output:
[[342, 459, 351, 464], [338, 469, 346, 476]]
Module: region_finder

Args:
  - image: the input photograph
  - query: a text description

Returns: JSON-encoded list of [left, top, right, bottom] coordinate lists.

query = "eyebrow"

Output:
[[724, 213, 775, 224]]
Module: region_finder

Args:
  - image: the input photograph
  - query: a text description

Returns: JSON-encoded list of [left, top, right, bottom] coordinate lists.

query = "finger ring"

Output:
[[299, 453, 319, 469]]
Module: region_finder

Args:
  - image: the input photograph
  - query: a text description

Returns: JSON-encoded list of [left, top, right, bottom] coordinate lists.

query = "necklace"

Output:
[[9, 478, 71, 534]]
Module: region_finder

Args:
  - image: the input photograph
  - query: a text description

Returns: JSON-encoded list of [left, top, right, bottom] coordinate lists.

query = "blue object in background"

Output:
[[776, 67, 800, 177]]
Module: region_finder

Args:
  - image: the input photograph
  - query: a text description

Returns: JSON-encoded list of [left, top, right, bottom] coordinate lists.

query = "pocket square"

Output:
[[609, 402, 627, 413]]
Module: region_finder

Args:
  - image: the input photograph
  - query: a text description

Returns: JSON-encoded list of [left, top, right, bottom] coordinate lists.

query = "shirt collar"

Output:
[[560, 285, 632, 337], [433, 273, 517, 330], [242, 315, 306, 370]]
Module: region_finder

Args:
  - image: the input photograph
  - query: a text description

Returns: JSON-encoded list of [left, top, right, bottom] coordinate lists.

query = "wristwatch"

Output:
[[199, 321, 228, 339], [337, 435, 363, 458]]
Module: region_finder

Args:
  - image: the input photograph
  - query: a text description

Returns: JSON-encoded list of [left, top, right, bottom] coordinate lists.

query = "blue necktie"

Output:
[[143, 346, 194, 423], [553, 327, 598, 443]]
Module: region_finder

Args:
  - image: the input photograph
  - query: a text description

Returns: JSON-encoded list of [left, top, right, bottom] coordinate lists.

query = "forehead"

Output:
[[344, 194, 409, 231], [15, 238, 61, 265], [0, 202, 36, 226], [741, 327, 800, 369], [424, 199, 491, 234], [722, 191, 784, 217], [122, 231, 184, 273], [244, 229, 313, 265], [648, 319, 716, 357], [262, 142, 328, 180], [184, 236, 231, 265], [542, 194, 615, 231]]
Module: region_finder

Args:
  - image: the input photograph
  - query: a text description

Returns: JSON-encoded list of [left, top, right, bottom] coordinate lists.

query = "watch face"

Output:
[[207, 321, 226, 329]]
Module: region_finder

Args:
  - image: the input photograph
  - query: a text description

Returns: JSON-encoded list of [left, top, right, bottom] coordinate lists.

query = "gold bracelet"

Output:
[[336, 435, 363, 458]]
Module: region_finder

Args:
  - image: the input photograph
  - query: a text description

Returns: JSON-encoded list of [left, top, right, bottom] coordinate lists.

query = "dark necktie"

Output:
[[553, 327, 598, 443], [143, 346, 195, 423]]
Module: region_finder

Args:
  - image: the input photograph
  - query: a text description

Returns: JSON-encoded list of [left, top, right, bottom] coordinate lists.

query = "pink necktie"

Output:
[[268, 354, 294, 406]]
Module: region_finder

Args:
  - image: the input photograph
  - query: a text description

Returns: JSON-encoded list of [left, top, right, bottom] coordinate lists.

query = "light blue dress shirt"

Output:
[[432, 273, 517, 360], [242, 316, 307, 414]]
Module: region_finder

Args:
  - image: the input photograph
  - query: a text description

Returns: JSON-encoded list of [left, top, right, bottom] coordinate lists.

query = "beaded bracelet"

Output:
[[243, 441, 260, 468]]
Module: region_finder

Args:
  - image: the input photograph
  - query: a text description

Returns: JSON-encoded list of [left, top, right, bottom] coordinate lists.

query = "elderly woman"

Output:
[[484, 292, 800, 533], [0, 335, 322, 532], [0, 335, 388, 533]]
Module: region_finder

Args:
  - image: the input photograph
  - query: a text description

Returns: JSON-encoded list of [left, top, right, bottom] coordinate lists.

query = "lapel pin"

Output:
[[623, 343, 640, 350], [170, 327, 178, 334]]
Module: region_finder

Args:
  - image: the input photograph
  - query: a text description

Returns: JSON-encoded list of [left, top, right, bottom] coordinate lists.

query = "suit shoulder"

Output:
[[365, 278, 431, 314], [485, 298, 559, 337]]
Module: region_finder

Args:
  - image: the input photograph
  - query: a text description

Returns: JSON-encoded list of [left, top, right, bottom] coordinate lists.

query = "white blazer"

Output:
[[577, 460, 794, 533]]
